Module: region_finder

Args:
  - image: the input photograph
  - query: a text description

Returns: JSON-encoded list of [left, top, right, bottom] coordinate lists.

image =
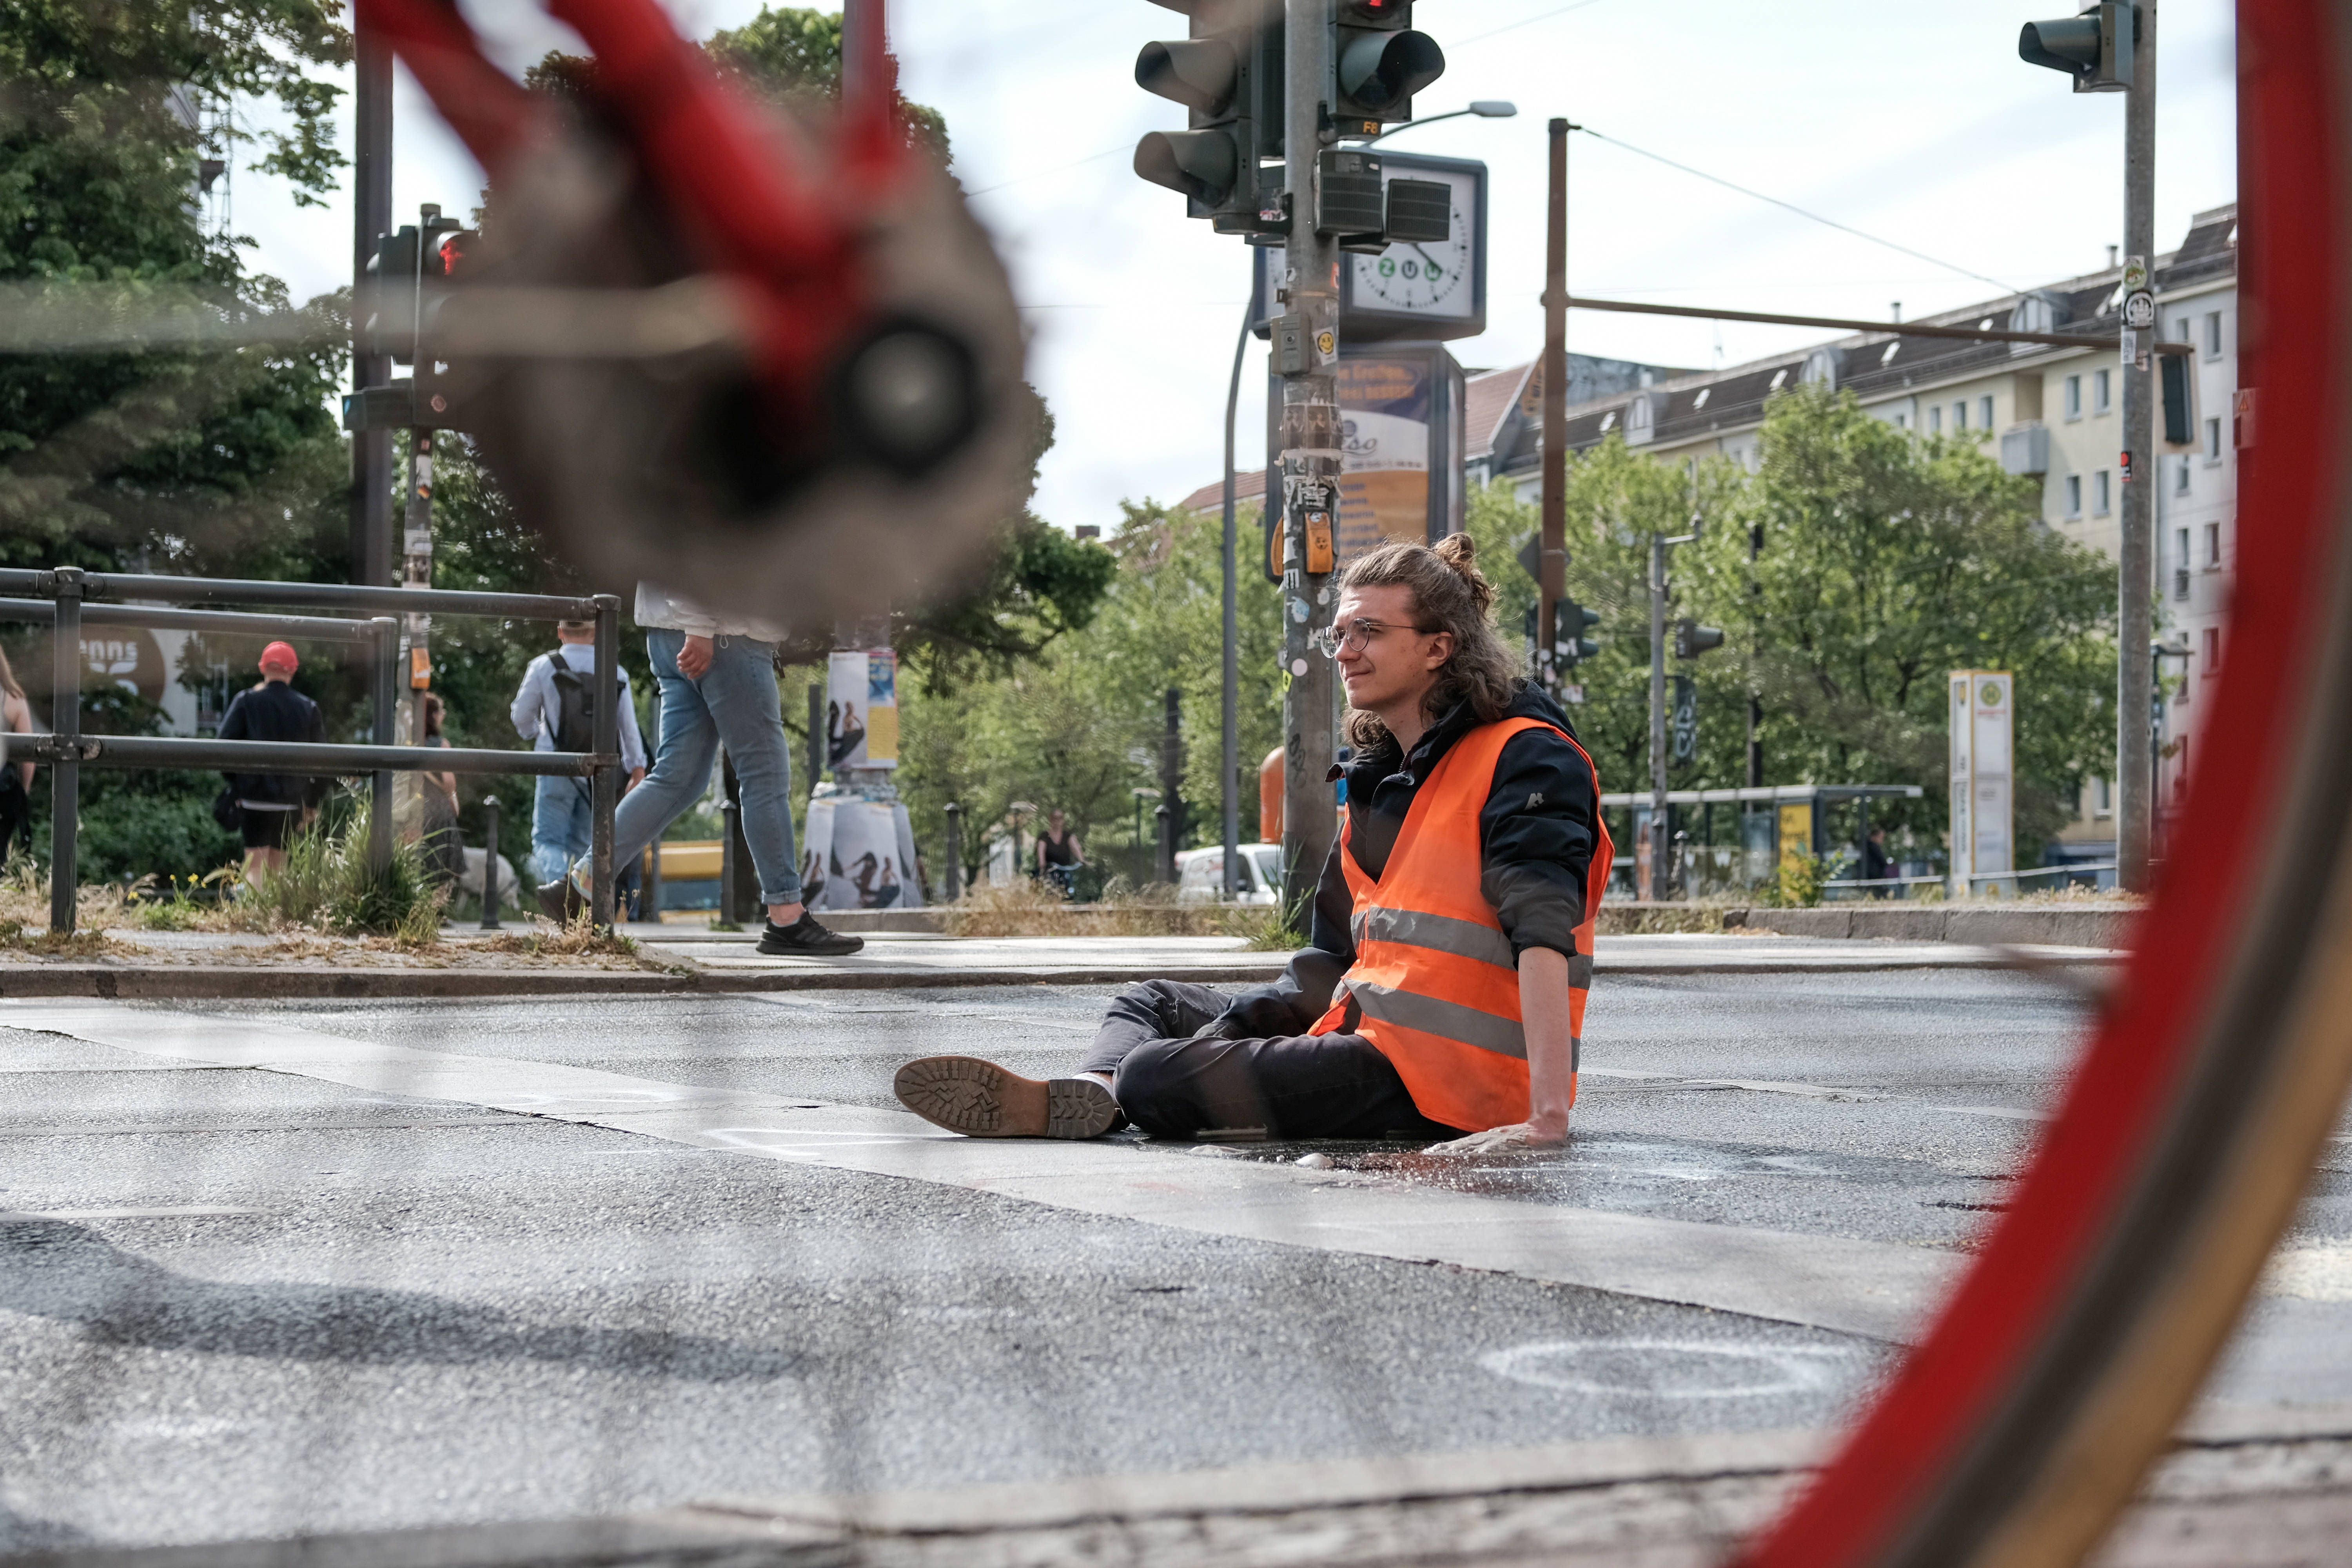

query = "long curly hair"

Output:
[[1339, 532, 1521, 752]]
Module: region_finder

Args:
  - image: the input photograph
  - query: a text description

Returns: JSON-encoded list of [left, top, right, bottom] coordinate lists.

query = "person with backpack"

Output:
[[510, 618, 647, 890]]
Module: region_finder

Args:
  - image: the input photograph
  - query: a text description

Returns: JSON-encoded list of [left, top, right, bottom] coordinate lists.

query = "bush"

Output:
[[237, 797, 445, 943]]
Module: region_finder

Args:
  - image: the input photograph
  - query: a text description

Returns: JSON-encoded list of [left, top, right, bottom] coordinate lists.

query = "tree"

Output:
[[1702, 387, 2114, 850], [898, 498, 1283, 890], [0, 0, 354, 884]]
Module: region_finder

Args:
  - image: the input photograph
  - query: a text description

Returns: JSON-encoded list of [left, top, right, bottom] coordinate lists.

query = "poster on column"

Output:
[[826, 650, 868, 770], [1335, 358, 1431, 566], [864, 647, 898, 767]]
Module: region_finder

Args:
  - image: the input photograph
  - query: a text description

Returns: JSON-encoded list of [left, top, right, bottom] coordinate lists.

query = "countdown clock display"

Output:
[[1250, 152, 1488, 345]]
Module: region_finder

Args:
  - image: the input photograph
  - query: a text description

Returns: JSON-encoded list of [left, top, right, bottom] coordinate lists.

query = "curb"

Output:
[[0, 949, 2120, 1002]]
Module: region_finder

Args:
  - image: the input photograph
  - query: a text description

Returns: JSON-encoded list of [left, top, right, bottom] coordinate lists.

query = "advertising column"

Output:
[[804, 648, 924, 911], [1950, 670, 2015, 897]]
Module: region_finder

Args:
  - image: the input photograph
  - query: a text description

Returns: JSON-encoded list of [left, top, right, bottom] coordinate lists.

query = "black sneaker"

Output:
[[757, 911, 864, 956], [535, 876, 585, 923]]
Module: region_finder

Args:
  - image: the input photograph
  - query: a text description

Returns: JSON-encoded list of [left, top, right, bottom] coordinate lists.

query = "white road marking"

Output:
[[1479, 1339, 1864, 1399], [2, 1002, 1960, 1343], [0, 1205, 257, 1221]]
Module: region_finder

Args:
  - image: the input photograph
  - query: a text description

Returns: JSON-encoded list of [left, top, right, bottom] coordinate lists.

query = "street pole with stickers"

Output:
[[2116, 7, 2159, 890]]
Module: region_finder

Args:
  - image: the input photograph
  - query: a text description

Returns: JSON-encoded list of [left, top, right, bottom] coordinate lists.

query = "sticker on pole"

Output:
[[2123, 290, 2156, 330]]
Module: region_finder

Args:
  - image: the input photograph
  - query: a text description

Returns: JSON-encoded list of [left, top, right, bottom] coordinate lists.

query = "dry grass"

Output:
[[476, 916, 661, 967], [940, 879, 1292, 942]]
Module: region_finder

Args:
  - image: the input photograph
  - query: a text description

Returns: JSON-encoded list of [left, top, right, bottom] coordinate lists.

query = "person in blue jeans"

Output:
[[511, 619, 648, 889], [537, 585, 861, 957]]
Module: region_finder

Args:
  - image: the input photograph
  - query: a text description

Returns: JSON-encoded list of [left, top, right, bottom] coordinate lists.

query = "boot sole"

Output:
[[893, 1056, 1118, 1139]]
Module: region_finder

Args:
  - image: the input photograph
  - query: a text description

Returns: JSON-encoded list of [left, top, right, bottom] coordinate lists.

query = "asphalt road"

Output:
[[0, 969, 2346, 1553]]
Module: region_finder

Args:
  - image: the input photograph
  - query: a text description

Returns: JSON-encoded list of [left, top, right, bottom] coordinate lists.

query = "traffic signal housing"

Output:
[[1134, 0, 1283, 234], [1332, 0, 1445, 136], [1555, 600, 1601, 665], [2019, 3, 2135, 93], [1674, 618, 1726, 660]]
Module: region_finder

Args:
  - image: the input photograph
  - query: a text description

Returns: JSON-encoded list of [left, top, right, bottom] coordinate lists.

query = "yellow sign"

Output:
[[1777, 802, 1813, 870]]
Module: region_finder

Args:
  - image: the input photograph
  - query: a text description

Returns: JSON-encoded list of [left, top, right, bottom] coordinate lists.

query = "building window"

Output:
[[2205, 521, 2221, 566], [2205, 310, 2223, 359], [1953, 400, 1967, 432], [2205, 416, 2223, 463], [2176, 457, 2192, 495], [1893, 410, 1907, 429], [2064, 375, 2082, 419], [2094, 470, 2112, 515], [2093, 368, 2111, 414], [2095, 776, 2113, 817], [2066, 474, 2083, 517], [2203, 625, 2222, 672], [1928, 404, 1942, 434], [1978, 394, 1994, 429], [2176, 526, 2190, 572]]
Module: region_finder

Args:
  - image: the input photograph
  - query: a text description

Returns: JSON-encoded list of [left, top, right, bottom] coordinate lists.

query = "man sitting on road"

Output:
[[894, 534, 1610, 1154], [511, 618, 647, 891], [538, 584, 862, 957]]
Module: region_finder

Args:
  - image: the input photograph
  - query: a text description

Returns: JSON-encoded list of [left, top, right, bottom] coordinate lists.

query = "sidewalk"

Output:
[[0, 927, 2123, 1000]]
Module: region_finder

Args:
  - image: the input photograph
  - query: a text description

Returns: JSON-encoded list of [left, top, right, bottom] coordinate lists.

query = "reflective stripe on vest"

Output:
[[1311, 715, 1615, 1134]]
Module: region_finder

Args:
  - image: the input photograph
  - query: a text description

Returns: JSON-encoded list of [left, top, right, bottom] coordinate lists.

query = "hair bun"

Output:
[[1430, 531, 1494, 614]]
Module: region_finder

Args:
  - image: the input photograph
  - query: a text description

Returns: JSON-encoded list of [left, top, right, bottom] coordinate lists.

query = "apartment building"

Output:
[[1487, 205, 2239, 862]]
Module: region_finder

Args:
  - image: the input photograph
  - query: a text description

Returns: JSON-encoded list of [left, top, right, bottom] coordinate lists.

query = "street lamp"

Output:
[[1359, 100, 1516, 146]]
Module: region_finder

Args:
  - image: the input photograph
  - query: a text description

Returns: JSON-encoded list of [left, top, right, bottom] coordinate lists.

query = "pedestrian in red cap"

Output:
[[216, 642, 326, 880]]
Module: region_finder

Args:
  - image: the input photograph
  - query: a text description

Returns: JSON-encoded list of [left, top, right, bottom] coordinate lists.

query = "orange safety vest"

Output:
[[1309, 716, 1613, 1133]]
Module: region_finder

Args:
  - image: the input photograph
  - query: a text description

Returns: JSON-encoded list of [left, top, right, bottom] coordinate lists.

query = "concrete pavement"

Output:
[[0, 970, 2343, 1559]]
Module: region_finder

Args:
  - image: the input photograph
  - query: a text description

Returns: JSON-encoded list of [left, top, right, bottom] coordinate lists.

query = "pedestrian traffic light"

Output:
[[1134, 0, 1283, 234], [1555, 600, 1601, 665], [1674, 618, 1726, 659], [2019, 3, 2135, 93], [1331, 0, 1445, 137], [412, 227, 477, 429]]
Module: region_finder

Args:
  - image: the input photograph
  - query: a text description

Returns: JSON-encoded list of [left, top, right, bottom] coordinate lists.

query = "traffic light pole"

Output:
[[351, 17, 392, 588], [1278, 0, 1341, 918], [2117, 1, 2158, 890], [1537, 117, 1570, 683], [1222, 300, 1248, 898]]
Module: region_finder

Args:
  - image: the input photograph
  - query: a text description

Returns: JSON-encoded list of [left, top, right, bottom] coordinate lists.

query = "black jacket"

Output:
[[217, 680, 327, 807], [1218, 681, 1601, 1038]]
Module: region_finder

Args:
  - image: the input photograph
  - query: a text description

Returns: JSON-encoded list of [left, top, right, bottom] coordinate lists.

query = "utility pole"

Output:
[[1746, 521, 1764, 789], [1537, 116, 1571, 681], [2116, 2, 2158, 890], [2019, 2, 2155, 888], [1222, 301, 1247, 894], [1278, 0, 1341, 917], [350, 18, 392, 588], [1648, 534, 1668, 899]]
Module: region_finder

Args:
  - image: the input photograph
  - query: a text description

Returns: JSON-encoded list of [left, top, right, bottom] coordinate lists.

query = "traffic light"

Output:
[[412, 227, 477, 429], [348, 208, 471, 432], [1331, 0, 1445, 137], [2019, 3, 2135, 93], [1674, 618, 1726, 659], [1555, 600, 1601, 665], [1134, 0, 1283, 234]]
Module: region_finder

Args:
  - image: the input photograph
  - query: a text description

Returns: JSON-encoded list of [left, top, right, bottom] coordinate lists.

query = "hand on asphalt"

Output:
[[677, 634, 715, 679], [1422, 1121, 1565, 1157]]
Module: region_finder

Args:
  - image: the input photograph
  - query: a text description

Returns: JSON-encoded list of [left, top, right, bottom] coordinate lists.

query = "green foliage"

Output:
[[899, 499, 1283, 890], [1694, 387, 2115, 849], [1764, 852, 1831, 909], [706, 5, 950, 158], [1466, 389, 2117, 865], [243, 797, 445, 942]]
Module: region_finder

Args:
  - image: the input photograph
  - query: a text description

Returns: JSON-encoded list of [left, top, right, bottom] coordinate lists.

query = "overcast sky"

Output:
[[236, 0, 2238, 533]]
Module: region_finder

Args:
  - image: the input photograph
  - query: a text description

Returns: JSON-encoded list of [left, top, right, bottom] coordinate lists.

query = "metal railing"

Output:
[[0, 566, 622, 933], [1821, 863, 2121, 898]]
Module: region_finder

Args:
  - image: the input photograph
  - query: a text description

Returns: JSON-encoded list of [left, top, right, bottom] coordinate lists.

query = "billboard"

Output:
[[1264, 345, 1466, 580]]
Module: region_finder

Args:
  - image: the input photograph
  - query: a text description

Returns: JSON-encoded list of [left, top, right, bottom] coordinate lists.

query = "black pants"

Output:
[[1079, 979, 1465, 1142]]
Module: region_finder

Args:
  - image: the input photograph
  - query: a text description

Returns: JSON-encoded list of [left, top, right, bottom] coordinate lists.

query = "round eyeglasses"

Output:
[[1310, 618, 1438, 659]]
